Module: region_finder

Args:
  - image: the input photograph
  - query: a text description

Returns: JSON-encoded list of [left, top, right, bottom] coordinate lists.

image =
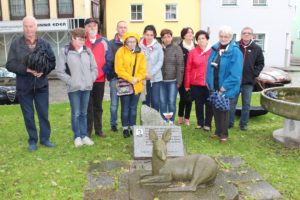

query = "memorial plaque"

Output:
[[133, 125, 184, 159]]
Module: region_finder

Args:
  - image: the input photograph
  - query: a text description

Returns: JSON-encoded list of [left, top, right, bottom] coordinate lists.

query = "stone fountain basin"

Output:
[[260, 86, 300, 121]]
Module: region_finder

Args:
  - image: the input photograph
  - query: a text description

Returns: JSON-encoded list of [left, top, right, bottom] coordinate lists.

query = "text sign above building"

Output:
[[0, 19, 69, 33]]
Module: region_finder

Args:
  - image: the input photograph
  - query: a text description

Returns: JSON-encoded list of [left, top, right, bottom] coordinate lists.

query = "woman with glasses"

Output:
[[56, 28, 98, 147], [206, 26, 243, 143], [115, 32, 147, 138]]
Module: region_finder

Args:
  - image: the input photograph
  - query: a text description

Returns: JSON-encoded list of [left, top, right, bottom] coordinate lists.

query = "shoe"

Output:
[[169, 121, 174, 125], [28, 144, 37, 152], [40, 141, 55, 148], [111, 126, 118, 132], [129, 129, 133, 135], [96, 132, 106, 138], [203, 126, 211, 131], [74, 137, 83, 148], [229, 124, 234, 129], [220, 138, 228, 143], [195, 125, 203, 129], [177, 117, 183, 125], [240, 126, 248, 131], [123, 129, 130, 138], [82, 136, 94, 146], [184, 119, 190, 126], [209, 134, 220, 139]]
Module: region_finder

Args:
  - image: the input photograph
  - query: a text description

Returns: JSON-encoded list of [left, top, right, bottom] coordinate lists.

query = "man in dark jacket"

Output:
[[108, 21, 127, 132], [229, 27, 265, 130], [6, 16, 56, 151]]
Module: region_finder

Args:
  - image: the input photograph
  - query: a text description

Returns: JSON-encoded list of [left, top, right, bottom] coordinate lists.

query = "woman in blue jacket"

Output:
[[206, 26, 243, 142]]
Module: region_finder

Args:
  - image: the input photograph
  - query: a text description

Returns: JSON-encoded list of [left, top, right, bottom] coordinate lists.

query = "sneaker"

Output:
[[40, 141, 56, 148], [96, 131, 106, 138], [184, 119, 190, 126], [219, 138, 228, 143], [28, 143, 37, 152], [82, 136, 94, 146], [74, 137, 83, 148], [203, 126, 211, 131], [195, 125, 203, 129], [209, 134, 220, 139], [177, 117, 183, 125], [240, 126, 248, 131], [111, 126, 118, 132], [123, 129, 130, 138]]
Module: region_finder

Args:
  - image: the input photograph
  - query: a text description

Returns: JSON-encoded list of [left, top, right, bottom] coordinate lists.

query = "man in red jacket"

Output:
[[85, 18, 113, 137]]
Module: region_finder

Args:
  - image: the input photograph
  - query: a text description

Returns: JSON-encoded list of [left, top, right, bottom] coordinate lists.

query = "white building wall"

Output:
[[201, 0, 296, 67]]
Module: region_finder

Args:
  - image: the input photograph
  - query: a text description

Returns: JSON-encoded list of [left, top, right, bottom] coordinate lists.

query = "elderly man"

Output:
[[6, 16, 56, 151], [229, 27, 265, 131], [84, 18, 113, 138]]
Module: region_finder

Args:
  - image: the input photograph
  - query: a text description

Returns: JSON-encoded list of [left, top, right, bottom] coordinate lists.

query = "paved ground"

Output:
[[49, 66, 300, 104], [48, 79, 111, 104]]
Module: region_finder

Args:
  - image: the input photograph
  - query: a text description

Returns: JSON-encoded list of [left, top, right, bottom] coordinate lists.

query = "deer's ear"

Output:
[[149, 129, 158, 141], [162, 129, 172, 143]]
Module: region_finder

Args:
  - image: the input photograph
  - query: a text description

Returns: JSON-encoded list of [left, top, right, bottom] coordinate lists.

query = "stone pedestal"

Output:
[[273, 119, 300, 148]]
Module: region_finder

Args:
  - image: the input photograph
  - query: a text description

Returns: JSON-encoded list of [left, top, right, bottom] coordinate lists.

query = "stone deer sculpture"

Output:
[[140, 129, 218, 192]]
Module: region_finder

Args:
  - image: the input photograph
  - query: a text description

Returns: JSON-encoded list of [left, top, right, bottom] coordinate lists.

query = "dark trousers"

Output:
[[212, 107, 229, 139], [87, 82, 105, 136], [191, 85, 213, 127], [178, 85, 192, 119], [18, 85, 51, 145]]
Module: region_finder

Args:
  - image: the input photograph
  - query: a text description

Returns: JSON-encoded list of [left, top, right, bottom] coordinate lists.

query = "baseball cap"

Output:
[[84, 18, 99, 26]]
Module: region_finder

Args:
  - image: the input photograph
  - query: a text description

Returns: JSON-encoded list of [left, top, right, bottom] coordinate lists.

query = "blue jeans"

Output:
[[120, 93, 140, 129], [229, 84, 253, 128], [18, 85, 51, 145], [160, 81, 178, 122], [68, 90, 90, 139], [109, 78, 119, 127], [143, 80, 161, 112]]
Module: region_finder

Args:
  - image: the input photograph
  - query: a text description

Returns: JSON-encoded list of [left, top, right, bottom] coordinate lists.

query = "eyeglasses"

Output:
[[242, 32, 253, 35], [75, 37, 85, 41]]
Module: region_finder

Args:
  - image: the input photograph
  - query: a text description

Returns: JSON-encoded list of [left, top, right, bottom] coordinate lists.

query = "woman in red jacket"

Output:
[[184, 30, 213, 130]]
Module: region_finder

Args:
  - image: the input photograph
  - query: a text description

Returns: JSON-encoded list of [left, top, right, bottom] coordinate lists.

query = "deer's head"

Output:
[[149, 129, 172, 161]]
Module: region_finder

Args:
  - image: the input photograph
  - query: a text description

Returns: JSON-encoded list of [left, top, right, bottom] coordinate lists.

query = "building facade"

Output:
[[291, 0, 300, 57], [105, 0, 201, 39], [0, 0, 99, 66], [201, 0, 296, 67]]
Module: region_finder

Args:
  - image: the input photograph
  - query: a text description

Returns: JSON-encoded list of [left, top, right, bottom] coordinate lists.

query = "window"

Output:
[[57, 0, 74, 18], [165, 4, 177, 21], [91, 1, 99, 19], [222, 0, 237, 6], [253, 0, 267, 6], [33, 0, 50, 19], [131, 4, 143, 21], [9, 0, 26, 20], [254, 33, 265, 51]]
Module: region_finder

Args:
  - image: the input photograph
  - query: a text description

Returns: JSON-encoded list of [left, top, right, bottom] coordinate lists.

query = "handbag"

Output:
[[116, 55, 137, 96]]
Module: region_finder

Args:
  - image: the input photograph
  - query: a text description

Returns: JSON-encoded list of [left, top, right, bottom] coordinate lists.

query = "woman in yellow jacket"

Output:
[[115, 32, 147, 138]]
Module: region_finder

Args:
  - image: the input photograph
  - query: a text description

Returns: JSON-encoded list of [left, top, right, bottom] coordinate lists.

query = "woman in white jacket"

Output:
[[140, 25, 164, 111]]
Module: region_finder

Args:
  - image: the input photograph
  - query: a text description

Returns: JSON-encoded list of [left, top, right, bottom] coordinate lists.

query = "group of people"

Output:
[[6, 15, 264, 151]]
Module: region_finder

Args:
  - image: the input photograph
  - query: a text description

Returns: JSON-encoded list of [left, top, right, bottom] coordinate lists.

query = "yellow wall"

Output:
[[106, 0, 201, 39], [0, 0, 92, 20]]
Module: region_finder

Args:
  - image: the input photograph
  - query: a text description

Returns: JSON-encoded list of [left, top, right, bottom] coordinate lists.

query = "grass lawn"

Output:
[[0, 94, 299, 199]]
